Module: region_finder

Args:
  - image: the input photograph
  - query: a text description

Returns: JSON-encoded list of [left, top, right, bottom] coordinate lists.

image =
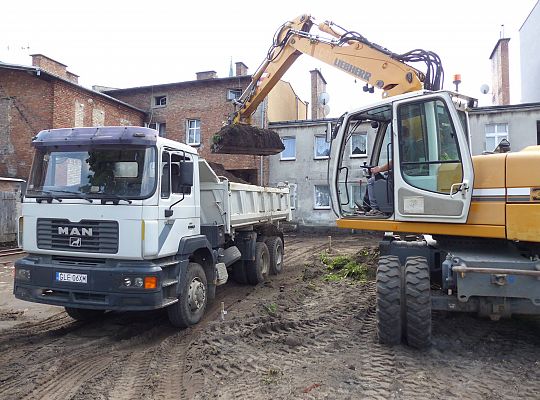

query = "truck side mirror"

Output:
[[177, 162, 194, 187]]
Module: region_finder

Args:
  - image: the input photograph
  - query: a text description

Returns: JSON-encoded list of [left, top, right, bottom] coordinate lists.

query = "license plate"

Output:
[[56, 272, 88, 284]]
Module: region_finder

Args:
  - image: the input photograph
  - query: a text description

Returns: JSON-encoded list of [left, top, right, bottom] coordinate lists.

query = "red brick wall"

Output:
[[107, 78, 271, 185], [0, 69, 145, 180], [0, 70, 53, 179], [51, 81, 144, 129]]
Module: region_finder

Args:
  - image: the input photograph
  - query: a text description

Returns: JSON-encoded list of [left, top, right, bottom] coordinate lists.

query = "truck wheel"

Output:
[[246, 242, 270, 285], [404, 256, 432, 349], [376, 255, 403, 345], [168, 262, 207, 328], [64, 307, 105, 321], [266, 236, 284, 275]]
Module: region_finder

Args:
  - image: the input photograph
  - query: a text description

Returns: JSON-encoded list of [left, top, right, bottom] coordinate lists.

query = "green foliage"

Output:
[[262, 367, 283, 385], [319, 251, 368, 282]]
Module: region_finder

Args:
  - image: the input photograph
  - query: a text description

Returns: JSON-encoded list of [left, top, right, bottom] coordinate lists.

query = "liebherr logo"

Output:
[[57, 227, 93, 237]]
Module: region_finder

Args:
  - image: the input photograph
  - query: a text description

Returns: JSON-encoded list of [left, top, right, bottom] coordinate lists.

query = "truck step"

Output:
[[162, 278, 178, 288], [162, 297, 179, 307], [158, 260, 180, 268]]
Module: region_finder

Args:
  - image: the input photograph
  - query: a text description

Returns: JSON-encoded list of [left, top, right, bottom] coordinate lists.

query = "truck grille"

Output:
[[37, 219, 119, 254]]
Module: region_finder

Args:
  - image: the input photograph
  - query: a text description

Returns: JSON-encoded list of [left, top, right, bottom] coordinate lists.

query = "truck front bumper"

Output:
[[13, 255, 181, 311]]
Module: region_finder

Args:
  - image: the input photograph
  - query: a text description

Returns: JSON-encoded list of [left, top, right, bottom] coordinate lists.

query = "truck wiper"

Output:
[[47, 189, 94, 203], [99, 195, 133, 205]]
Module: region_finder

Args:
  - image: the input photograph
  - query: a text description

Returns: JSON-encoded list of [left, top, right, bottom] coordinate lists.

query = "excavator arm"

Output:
[[212, 14, 443, 155]]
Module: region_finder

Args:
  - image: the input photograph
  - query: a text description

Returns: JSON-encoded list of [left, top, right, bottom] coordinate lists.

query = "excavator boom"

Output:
[[211, 15, 443, 155]]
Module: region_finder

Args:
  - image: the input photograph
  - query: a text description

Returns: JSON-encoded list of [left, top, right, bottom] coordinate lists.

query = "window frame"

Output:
[[396, 97, 464, 195], [280, 136, 296, 161], [350, 131, 368, 158], [227, 89, 242, 101], [186, 119, 201, 146], [153, 95, 167, 108], [314, 135, 330, 159], [313, 184, 331, 210], [145, 122, 166, 138], [484, 123, 508, 152]]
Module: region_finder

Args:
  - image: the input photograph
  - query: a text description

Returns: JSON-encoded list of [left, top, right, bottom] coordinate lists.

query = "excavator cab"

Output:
[[331, 91, 474, 225]]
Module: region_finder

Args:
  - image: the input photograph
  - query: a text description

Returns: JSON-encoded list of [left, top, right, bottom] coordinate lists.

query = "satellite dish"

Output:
[[318, 92, 330, 106], [480, 84, 490, 95], [323, 105, 330, 117]]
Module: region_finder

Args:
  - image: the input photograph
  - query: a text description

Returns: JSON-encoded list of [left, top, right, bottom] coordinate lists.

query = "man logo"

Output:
[[58, 227, 93, 236], [70, 237, 82, 247]]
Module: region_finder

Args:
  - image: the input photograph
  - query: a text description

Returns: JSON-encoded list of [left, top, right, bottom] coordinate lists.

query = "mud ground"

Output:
[[0, 233, 539, 399]]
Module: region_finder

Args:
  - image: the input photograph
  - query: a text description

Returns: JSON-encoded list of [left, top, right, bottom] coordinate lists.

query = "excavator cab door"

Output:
[[391, 92, 474, 223]]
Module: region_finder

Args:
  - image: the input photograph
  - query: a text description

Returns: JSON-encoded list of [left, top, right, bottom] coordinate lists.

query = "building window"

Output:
[[350, 132, 367, 157], [227, 89, 242, 101], [314, 135, 330, 159], [349, 183, 366, 211], [485, 123, 508, 152], [153, 95, 167, 107], [314, 185, 330, 209], [187, 119, 201, 145], [289, 183, 297, 210], [146, 122, 166, 137], [485, 123, 508, 151], [281, 137, 296, 160]]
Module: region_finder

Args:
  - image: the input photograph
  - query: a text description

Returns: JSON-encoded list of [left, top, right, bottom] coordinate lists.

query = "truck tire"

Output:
[[404, 256, 432, 349], [246, 242, 270, 285], [376, 255, 403, 345], [168, 262, 207, 328], [266, 236, 284, 275], [64, 307, 105, 321]]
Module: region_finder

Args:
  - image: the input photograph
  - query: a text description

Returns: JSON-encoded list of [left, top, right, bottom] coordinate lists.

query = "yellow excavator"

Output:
[[219, 15, 540, 348]]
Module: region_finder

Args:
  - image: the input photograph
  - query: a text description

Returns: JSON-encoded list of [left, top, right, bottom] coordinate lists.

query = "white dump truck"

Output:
[[14, 126, 291, 327]]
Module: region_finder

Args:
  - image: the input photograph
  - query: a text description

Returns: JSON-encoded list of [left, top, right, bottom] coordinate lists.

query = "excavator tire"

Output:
[[404, 256, 432, 349], [376, 255, 403, 345], [211, 124, 284, 156]]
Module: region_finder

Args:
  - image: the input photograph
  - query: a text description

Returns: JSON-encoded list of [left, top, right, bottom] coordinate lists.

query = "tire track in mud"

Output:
[[0, 235, 367, 400]]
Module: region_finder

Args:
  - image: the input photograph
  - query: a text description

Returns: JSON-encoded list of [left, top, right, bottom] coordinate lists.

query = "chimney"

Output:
[[310, 69, 327, 120], [196, 70, 217, 80], [489, 38, 511, 105], [235, 62, 248, 77], [31, 54, 78, 83]]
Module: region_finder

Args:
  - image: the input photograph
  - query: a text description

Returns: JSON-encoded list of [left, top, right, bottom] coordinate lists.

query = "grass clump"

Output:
[[320, 251, 368, 282]]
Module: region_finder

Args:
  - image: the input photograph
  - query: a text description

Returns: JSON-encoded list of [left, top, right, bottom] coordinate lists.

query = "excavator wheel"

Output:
[[404, 256, 432, 349], [376, 255, 403, 345]]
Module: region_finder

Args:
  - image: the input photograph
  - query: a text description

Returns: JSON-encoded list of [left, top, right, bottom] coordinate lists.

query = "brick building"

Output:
[[102, 62, 308, 185], [0, 54, 146, 180]]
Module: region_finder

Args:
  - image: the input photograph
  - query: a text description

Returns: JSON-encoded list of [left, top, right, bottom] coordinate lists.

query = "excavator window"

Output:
[[397, 99, 463, 194]]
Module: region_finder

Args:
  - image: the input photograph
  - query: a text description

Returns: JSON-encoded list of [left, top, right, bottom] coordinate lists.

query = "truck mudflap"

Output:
[[13, 255, 187, 311]]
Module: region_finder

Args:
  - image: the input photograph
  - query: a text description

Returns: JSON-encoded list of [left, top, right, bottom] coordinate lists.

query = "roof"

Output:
[[469, 101, 540, 114], [0, 60, 146, 114], [489, 38, 510, 61], [103, 75, 253, 94]]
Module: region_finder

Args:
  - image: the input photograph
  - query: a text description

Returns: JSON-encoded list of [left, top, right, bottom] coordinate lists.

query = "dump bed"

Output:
[[199, 160, 291, 233]]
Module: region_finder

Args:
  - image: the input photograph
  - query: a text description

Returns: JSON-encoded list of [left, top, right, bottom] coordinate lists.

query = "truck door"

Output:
[[392, 93, 474, 223], [158, 150, 198, 256]]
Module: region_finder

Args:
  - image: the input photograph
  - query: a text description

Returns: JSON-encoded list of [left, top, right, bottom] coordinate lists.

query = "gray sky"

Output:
[[1, 0, 537, 116]]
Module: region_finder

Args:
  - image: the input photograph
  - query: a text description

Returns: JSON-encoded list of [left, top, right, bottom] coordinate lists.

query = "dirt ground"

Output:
[[0, 233, 540, 399]]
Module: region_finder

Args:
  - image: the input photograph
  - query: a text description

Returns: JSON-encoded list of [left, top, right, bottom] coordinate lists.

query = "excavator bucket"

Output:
[[211, 124, 284, 156]]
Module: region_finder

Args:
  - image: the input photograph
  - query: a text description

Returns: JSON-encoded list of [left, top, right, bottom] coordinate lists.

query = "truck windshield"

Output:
[[26, 146, 157, 200]]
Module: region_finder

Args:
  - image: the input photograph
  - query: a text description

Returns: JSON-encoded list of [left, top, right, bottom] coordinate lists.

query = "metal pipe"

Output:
[[452, 266, 540, 277]]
